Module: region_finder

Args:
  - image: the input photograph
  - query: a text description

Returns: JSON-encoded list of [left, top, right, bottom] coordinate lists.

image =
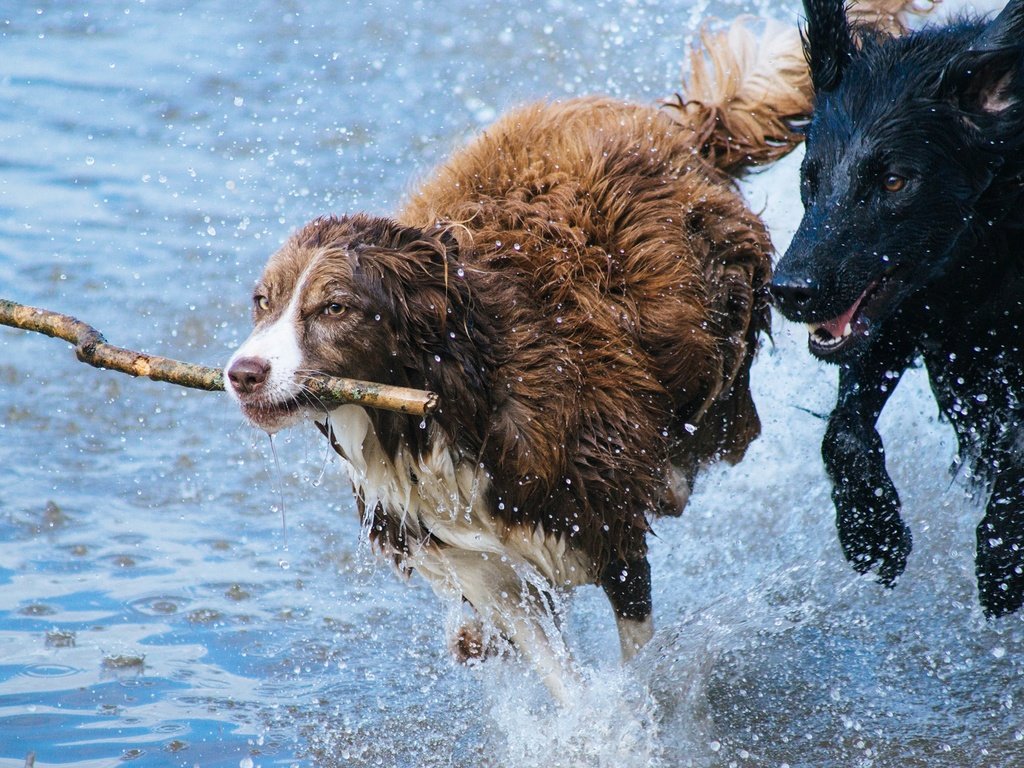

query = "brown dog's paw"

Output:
[[449, 620, 500, 664]]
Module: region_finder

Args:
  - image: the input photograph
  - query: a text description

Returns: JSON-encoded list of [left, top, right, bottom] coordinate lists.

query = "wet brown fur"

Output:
[[260, 96, 773, 575]]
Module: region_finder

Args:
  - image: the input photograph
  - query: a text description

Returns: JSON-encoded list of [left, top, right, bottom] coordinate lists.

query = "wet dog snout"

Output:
[[768, 276, 818, 314], [227, 356, 271, 395]]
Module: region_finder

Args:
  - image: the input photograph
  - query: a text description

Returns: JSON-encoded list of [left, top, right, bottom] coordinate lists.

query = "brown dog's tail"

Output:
[[662, 0, 939, 176]]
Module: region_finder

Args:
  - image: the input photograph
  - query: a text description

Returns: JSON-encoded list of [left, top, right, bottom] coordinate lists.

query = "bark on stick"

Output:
[[0, 298, 439, 417]]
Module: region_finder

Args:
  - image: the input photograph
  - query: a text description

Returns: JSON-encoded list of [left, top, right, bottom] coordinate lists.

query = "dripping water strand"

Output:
[[313, 418, 333, 488], [267, 431, 288, 545]]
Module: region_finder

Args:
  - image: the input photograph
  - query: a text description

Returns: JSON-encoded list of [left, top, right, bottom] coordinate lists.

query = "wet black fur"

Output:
[[772, 0, 1024, 615]]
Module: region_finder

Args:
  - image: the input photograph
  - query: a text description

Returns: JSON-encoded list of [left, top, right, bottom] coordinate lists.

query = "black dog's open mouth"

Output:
[[806, 267, 906, 357]]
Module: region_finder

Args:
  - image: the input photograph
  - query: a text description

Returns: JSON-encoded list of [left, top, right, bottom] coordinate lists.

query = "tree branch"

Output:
[[0, 298, 439, 417]]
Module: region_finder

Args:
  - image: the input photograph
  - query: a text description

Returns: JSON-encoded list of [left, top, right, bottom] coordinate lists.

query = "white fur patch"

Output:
[[325, 403, 595, 700], [325, 404, 593, 591]]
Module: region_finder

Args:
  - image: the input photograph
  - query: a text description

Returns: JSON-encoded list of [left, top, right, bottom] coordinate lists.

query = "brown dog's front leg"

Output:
[[600, 555, 654, 660]]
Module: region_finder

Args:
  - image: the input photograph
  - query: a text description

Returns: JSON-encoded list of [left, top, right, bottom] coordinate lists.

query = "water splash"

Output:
[[479, 659, 666, 768]]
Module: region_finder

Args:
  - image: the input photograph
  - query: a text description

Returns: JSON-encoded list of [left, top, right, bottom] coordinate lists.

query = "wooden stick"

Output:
[[0, 298, 439, 417]]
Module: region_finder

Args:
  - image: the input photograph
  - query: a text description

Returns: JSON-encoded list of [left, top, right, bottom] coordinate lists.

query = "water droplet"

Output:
[[85, 156, 95, 166]]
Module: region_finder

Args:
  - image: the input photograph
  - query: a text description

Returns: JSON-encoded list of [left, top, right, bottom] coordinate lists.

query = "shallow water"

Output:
[[1, 1, 1021, 766]]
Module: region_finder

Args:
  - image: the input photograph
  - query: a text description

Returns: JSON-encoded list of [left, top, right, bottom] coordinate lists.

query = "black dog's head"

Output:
[[771, 0, 1024, 361]]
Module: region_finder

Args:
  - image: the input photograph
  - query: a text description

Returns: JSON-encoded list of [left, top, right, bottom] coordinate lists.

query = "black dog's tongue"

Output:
[[812, 286, 870, 339]]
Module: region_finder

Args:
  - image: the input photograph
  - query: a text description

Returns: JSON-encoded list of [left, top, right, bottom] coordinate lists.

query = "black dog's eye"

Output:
[[323, 302, 346, 317], [254, 294, 270, 312], [882, 173, 906, 193]]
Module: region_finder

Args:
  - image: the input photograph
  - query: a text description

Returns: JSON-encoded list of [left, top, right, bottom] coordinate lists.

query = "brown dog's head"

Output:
[[224, 214, 459, 433]]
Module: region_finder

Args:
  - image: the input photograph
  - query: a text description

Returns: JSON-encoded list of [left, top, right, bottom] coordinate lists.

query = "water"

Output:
[[0, 0, 1020, 766]]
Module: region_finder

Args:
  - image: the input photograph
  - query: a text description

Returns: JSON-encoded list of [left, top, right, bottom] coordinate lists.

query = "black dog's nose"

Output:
[[769, 277, 818, 313], [227, 356, 271, 395]]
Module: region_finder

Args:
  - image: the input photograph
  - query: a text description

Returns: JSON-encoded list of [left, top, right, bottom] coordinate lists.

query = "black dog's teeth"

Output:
[[812, 332, 844, 349], [807, 323, 852, 349]]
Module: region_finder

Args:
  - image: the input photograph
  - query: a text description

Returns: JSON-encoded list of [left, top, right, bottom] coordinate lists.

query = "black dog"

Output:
[[771, 0, 1024, 615]]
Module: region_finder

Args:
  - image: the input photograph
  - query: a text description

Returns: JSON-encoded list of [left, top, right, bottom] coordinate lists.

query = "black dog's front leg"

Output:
[[823, 359, 912, 586], [976, 423, 1024, 617]]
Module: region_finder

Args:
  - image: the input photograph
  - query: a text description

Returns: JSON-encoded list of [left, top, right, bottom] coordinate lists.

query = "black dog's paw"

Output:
[[838, 510, 912, 587], [977, 518, 1024, 618]]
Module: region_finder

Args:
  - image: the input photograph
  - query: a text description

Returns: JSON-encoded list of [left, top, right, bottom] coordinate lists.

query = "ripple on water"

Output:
[[127, 595, 191, 617], [21, 663, 79, 679]]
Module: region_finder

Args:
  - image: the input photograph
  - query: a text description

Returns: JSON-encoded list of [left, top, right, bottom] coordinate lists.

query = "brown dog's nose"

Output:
[[227, 356, 271, 395]]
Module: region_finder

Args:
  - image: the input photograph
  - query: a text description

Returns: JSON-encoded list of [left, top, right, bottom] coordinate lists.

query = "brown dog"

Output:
[[224, 4, 917, 701]]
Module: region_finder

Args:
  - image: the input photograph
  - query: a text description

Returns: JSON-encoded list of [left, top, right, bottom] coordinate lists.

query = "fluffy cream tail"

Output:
[[663, 0, 940, 175]]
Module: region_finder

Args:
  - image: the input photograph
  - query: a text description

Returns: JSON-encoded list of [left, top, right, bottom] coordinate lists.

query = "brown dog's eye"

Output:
[[882, 174, 906, 193], [254, 295, 270, 312], [323, 303, 346, 316]]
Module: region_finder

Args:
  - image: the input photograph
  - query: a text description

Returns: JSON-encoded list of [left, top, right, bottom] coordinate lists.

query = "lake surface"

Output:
[[1, 1, 1021, 766]]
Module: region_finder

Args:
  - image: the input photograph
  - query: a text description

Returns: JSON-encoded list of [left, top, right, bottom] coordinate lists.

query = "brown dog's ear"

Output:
[[802, 0, 854, 93], [385, 222, 435, 252], [352, 217, 467, 340], [941, 0, 1024, 115], [381, 221, 459, 265]]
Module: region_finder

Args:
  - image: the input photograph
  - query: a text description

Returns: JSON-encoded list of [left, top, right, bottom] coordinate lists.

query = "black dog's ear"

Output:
[[975, 0, 1024, 53], [802, 0, 854, 93], [941, 0, 1024, 115]]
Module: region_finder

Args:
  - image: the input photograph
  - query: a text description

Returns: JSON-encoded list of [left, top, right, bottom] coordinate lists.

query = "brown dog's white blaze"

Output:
[[224, 259, 320, 434]]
